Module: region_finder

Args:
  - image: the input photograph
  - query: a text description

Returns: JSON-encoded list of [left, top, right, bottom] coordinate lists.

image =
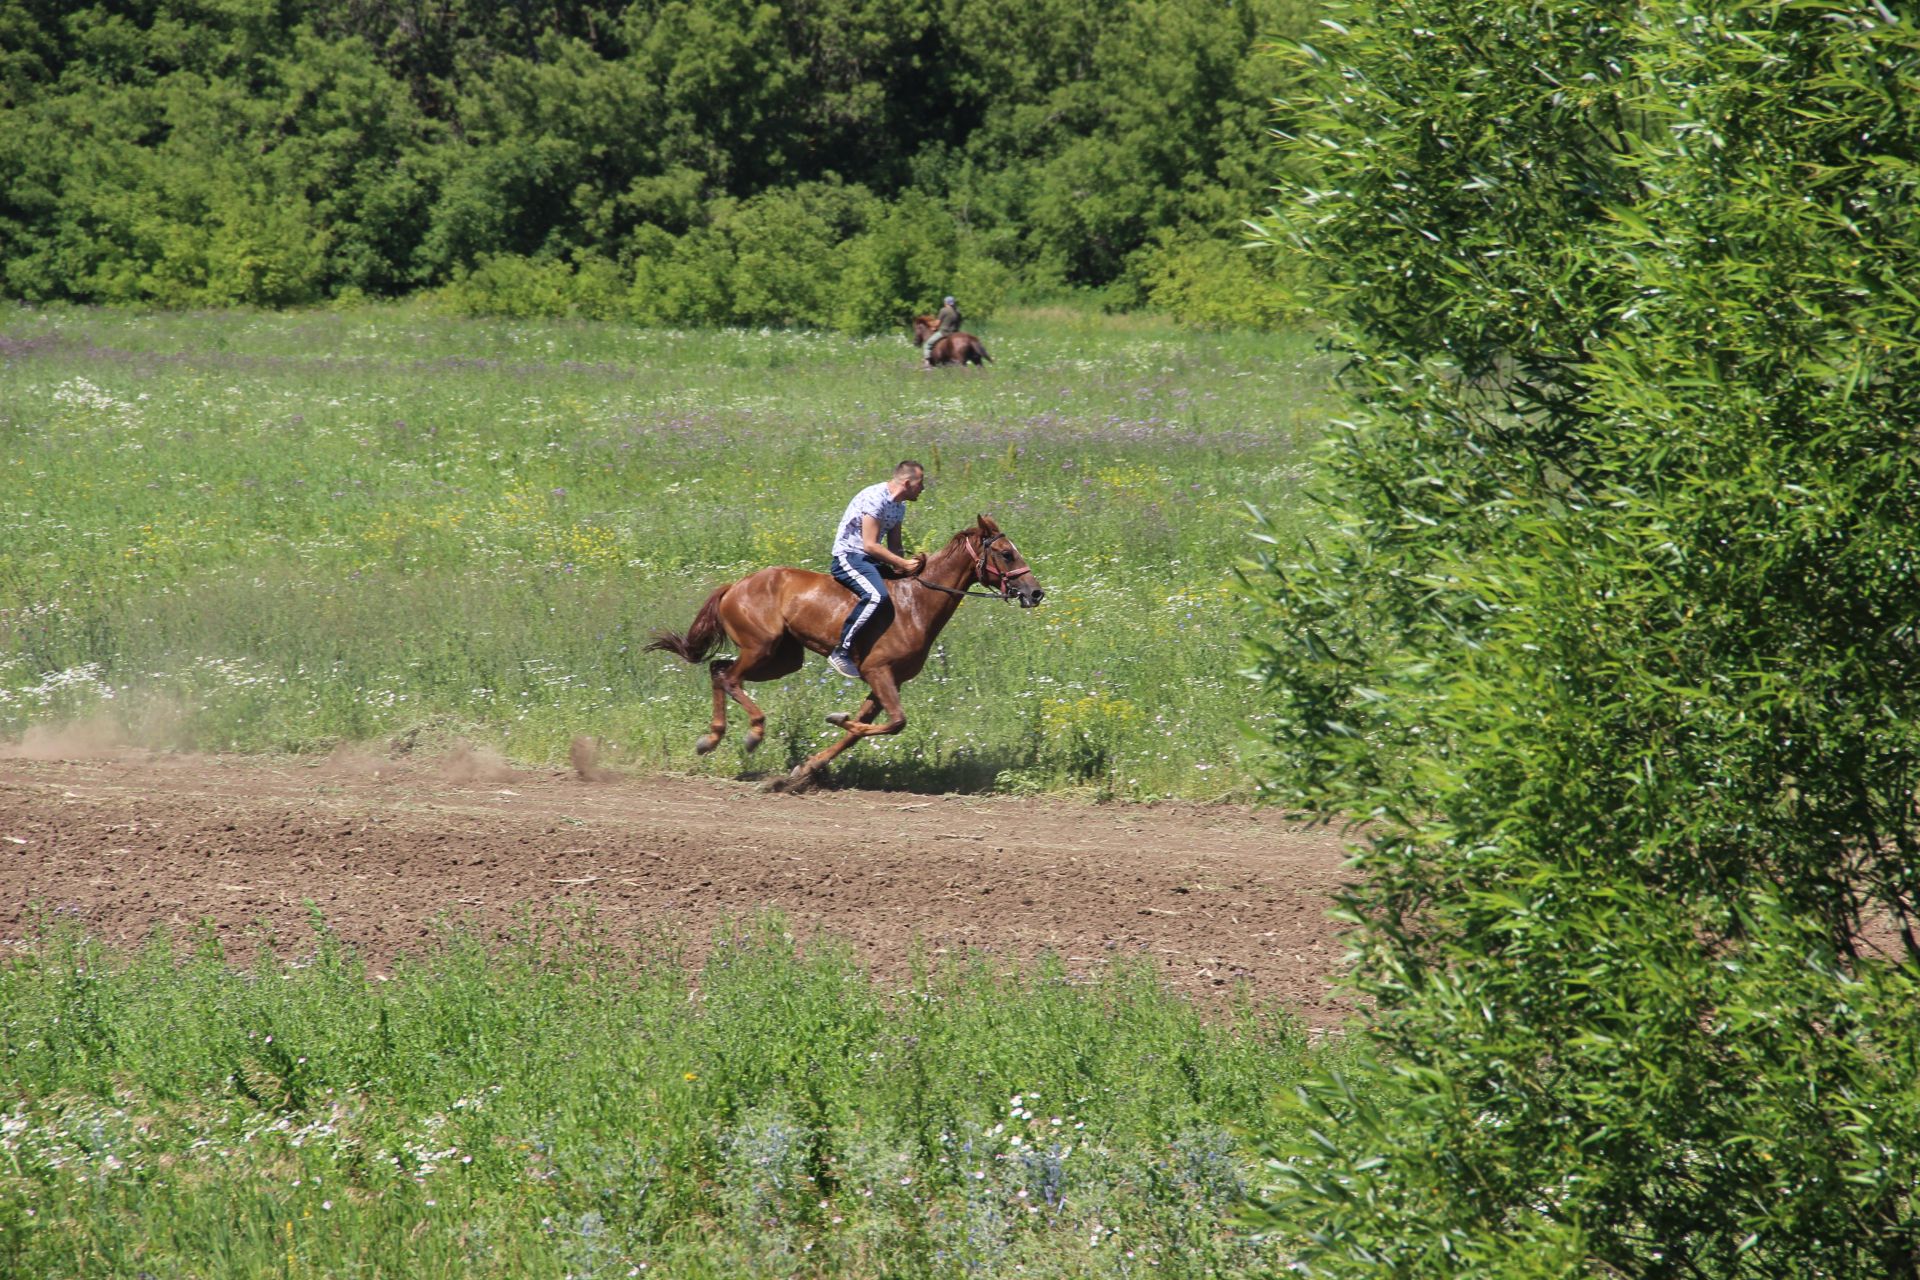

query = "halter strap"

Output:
[[914, 529, 1028, 601]]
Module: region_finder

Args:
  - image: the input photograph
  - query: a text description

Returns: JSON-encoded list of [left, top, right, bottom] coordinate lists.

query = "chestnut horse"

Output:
[[647, 515, 1042, 791], [911, 315, 992, 367]]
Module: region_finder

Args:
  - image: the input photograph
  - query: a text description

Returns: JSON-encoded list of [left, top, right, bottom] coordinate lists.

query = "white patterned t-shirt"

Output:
[[831, 482, 906, 558]]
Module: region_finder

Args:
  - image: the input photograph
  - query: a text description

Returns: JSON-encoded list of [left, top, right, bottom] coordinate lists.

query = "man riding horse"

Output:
[[828, 460, 926, 678], [645, 462, 1044, 791], [922, 296, 961, 368]]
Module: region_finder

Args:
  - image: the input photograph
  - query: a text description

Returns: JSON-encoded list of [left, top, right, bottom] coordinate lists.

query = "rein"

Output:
[[912, 532, 1029, 602]]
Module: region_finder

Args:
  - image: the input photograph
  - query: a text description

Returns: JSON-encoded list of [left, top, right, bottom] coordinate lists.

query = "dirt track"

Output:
[[0, 750, 1357, 1024]]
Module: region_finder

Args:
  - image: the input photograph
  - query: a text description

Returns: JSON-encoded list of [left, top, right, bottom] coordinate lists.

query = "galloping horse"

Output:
[[647, 516, 1042, 791], [911, 315, 992, 367]]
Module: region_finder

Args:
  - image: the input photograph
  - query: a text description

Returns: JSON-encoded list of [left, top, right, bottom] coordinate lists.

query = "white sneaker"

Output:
[[827, 649, 860, 679]]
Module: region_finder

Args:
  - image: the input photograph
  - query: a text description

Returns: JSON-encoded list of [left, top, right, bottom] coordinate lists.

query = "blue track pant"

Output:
[[830, 551, 890, 653]]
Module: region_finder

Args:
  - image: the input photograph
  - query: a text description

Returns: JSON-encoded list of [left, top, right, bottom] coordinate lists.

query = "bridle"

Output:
[[915, 531, 1032, 602]]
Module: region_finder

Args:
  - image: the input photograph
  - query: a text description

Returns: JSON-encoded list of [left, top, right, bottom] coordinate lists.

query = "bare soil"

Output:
[[0, 750, 1357, 1024]]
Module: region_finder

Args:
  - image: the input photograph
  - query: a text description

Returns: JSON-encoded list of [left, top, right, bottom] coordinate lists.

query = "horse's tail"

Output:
[[645, 582, 733, 664]]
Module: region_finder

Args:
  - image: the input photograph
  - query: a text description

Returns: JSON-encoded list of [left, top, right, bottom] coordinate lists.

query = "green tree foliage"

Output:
[[0, 0, 1317, 324], [1244, 1, 1920, 1274]]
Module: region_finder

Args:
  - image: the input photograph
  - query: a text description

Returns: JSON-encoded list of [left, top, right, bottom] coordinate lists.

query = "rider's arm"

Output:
[[861, 515, 914, 572]]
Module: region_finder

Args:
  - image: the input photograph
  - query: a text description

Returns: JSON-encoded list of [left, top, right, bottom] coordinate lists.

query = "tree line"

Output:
[[0, 0, 1312, 326]]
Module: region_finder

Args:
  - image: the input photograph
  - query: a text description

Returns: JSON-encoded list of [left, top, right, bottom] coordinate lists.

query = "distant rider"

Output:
[[827, 460, 927, 678], [923, 295, 961, 368]]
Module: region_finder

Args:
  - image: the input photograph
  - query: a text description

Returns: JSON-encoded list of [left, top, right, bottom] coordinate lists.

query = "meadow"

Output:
[[0, 912, 1343, 1278], [0, 303, 1336, 797]]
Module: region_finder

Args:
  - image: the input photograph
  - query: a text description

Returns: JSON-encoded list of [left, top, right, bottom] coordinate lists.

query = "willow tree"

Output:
[[1246, 2, 1920, 1274]]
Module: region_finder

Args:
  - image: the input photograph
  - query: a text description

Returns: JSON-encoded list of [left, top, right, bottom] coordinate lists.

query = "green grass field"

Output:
[[0, 305, 1342, 1275], [0, 914, 1340, 1278], [0, 302, 1334, 796]]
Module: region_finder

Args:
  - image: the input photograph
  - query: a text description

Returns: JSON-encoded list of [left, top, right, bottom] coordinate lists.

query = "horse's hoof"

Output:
[[825, 712, 851, 728], [694, 735, 719, 756], [743, 732, 764, 753]]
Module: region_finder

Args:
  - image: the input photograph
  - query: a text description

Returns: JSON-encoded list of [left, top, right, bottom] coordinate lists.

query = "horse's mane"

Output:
[[938, 524, 985, 555]]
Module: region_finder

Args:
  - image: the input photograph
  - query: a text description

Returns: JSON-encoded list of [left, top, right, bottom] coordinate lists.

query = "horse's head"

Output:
[[969, 514, 1044, 608], [910, 315, 935, 343]]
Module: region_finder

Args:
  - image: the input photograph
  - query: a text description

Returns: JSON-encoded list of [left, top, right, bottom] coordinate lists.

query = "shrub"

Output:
[[1245, 2, 1920, 1274], [1131, 228, 1300, 330], [442, 253, 582, 321], [445, 187, 1013, 335]]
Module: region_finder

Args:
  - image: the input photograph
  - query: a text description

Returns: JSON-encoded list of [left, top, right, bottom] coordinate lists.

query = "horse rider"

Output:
[[827, 460, 927, 677], [923, 295, 961, 368]]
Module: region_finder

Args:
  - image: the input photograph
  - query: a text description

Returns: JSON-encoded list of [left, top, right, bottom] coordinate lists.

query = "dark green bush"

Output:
[[1245, 1, 1920, 1273], [0, 0, 1317, 313], [445, 186, 1013, 334]]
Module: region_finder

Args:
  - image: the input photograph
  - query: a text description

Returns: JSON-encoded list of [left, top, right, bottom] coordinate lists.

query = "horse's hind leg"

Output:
[[719, 638, 803, 753], [696, 658, 735, 755]]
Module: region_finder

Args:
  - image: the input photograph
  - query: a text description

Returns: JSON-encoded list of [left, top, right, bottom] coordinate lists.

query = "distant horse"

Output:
[[647, 516, 1042, 791], [911, 315, 992, 367]]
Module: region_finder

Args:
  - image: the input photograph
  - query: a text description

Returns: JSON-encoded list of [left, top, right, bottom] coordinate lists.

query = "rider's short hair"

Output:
[[894, 460, 924, 478]]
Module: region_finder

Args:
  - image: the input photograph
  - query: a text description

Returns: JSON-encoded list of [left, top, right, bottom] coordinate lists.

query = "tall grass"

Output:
[[0, 916, 1337, 1277], [0, 302, 1335, 795]]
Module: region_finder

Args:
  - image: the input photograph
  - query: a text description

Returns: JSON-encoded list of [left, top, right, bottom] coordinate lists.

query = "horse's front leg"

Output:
[[775, 671, 907, 791], [825, 695, 880, 730]]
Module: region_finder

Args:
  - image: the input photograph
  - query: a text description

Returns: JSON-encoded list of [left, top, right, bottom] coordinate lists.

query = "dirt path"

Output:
[[0, 750, 1357, 1024]]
